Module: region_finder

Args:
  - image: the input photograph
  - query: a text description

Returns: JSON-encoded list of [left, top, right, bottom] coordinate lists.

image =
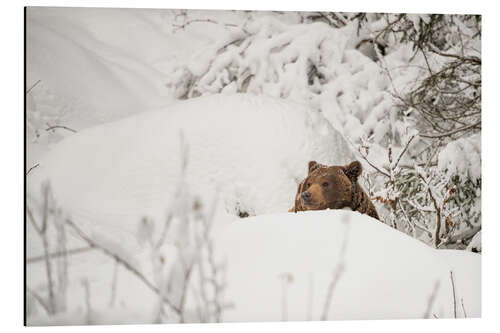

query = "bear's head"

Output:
[[295, 160, 363, 211]]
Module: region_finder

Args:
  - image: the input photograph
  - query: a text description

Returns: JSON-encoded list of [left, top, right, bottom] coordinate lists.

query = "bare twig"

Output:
[[423, 281, 440, 318], [54, 211, 68, 313], [154, 213, 174, 250], [178, 256, 196, 323], [358, 147, 391, 178], [450, 271, 457, 318], [428, 187, 441, 248], [173, 18, 249, 34], [81, 278, 92, 324], [27, 246, 94, 264], [394, 135, 416, 169], [65, 218, 182, 315], [27, 184, 56, 314], [398, 199, 415, 237], [419, 122, 481, 139], [320, 262, 345, 321], [461, 298, 467, 318], [45, 125, 77, 133], [418, 173, 442, 248], [321, 221, 349, 320], [26, 163, 40, 176], [26, 79, 41, 94], [27, 288, 51, 315], [428, 46, 481, 65]]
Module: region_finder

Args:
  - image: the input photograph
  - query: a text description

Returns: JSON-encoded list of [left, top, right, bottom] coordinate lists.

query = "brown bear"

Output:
[[289, 160, 379, 220]]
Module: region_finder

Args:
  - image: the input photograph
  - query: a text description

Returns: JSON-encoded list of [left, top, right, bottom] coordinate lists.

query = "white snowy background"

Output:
[[25, 7, 481, 325]]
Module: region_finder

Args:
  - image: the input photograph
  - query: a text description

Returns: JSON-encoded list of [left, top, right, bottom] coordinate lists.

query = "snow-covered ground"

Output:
[[26, 94, 481, 324], [27, 210, 480, 325], [218, 211, 480, 321], [28, 94, 353, 247], [25, 7, 481, 326]]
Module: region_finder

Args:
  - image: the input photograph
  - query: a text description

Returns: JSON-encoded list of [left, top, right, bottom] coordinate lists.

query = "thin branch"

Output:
[[27, 207, 42, 235], [27, 186, 56, 314], [154, 213, 174, 250], [357, 147, 391, 178], [423, 281, 440, 319], [27, 246, 94, 264], [398, 199, 415, 237], [173, 18, 249, 34], [331, 13, 348, 25], [45, 125, 77, 133], [65, 218, 182, 315], [428, 187, 441, 248], [178, 256, 196, 323], [26, 163, 40, 176], [321, 223, 349, 321], [316, 12, 340, 28], [418, 173, 442, 248], [419, 122, 481, 139], [450, 271, 457, 318], [27, 288, 51, 315], [461, 298, 467, 318], [82, 278, 92, 324], [320, 262, 345, 321], [394, 135, 416, 169], [429, 47, 481, 65], [26, 80, 41, 94]]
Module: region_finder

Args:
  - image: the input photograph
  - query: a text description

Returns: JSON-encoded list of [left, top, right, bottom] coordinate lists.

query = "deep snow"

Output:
[[28, 94, 353, 250], [27, 210, 480, 325], [216, 210, 480, 321], [25, 7, 481, 326], [26, 93, 480, 324]]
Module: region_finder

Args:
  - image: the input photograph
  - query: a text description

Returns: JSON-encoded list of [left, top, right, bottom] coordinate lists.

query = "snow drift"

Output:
[[29, 94, 354, 240], [27, 210, 480, 325], [216, 210, 480, 321]]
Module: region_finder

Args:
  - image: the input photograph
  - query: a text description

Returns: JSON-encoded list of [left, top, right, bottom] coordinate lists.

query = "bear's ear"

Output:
[[344, 161, 362, 182], [308, 160, 320, 174]]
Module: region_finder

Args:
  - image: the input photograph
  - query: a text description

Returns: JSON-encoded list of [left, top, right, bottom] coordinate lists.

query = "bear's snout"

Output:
[[301, 191, 312, 201]]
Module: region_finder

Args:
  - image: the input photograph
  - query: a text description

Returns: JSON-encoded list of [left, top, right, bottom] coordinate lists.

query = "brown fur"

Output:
[[289, 160, 379, 220]]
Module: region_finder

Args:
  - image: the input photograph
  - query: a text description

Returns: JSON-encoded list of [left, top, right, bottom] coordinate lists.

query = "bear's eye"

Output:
[[322, 182, 329, 188], [306, 182, 311, 188]]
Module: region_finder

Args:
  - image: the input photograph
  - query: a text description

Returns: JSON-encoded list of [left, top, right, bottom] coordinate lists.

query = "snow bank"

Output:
[[27, 210, 480, 325], [216, 210, 480, 321], [29, 94, 353, 241]]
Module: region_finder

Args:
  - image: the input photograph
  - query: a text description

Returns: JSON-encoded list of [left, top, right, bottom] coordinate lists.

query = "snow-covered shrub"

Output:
[[165, 12, 481, 250], [354, 14, 481, 249], [165, 15, 394, 140]]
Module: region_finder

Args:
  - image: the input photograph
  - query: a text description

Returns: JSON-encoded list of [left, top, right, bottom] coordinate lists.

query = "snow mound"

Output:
[[216, 210, 480, 321], [29, 94, 353, 239], [27, 210, 480, 325]]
